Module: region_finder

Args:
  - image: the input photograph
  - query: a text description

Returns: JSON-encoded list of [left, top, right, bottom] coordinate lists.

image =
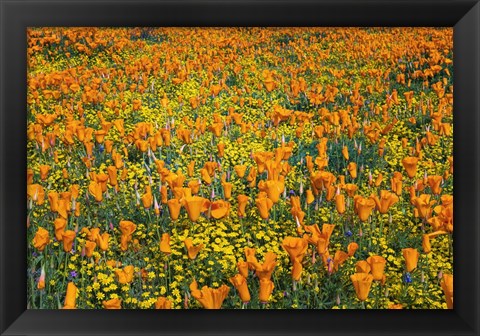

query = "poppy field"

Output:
[[27, 27, 453, 309]]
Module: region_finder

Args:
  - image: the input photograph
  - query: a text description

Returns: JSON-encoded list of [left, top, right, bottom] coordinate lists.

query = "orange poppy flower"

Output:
[[39, 165, 50, 181], [347, 162, 357, 179], [234, 164, 247, 178], [335, 194, 346, 214], [27, 184, 45, 205], [155, 297, 172, 309], [103, 298, 122, 309], [160, 233, 172, 255], [63, 282, 78, 309], [427, 175, 443, 195], [237, 261, 249, 278], [189, 280, 230, 309], [350, 273, 373, 301], [371, 190, 399, 214], [167, 198, 182, 221], [402, 248, 419, 272], [347, 242, 359, 257], [119, 220, 136, 251], [255, 193, 274, 220], [61, 230, 76, 252], [229, 274, 251, 303], [237, 194, 249, 218], [282, 236, 308, 281], [184, 196, 208, 222], [412, 194, 435, 219], [184, 238, 204, 260], [402, 157, 419, 178], [355, 260, 371, 274], [84, 240, 96, 258], [32, 227, 50, 251], [88, 181, 103, 202], [258, 278, 275, 303], [222, 182, 233, 199], [53, 217, 67, 241], [440, 273, 453, 309], [115, 265, 135, 284], [210, 200, 230, 219], [367, 255, 386, 281], [353, 195, 376, 222], [97, 232, 110, 251]]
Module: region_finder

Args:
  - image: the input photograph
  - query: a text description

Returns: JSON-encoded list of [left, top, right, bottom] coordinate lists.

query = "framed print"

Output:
[[1, 0, 479, 335]]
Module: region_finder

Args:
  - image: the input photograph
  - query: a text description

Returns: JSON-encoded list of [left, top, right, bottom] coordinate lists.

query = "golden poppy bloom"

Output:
[[366, 255, 386, 281], [184, 238, 204, 260], [282, 237, 308, 281], [97, 232, 110, 251], [347, 162, 357, 179], [258, 278, 275, 303], [427, 175, 443, 195], [342, 146, 349, 161], [189, 280, 230, 309], [402, 248, 419, 272], [32, 227, 50, 251], [237, 261, 249, 278], [355, 260, 371, 274], [347, 242, 359, 257], [141, 190, 153, 209], [222, 181, 233, 199], [167, 198, 182, 221], [264, 180, 284, 203], [88, 181, 103, 202], [84, 240, 96, 258], [402, 156, 419, 178], [251, 251, 277, 280], [388, 303, 404, 309], [237, 194, 249, 217], [63, 282, 78, 309], [229, 274, 251, 303], [160, 233, 172, 255], [344, 183, 358, 197], [371, 190, 399, 214], [335, 194, 346, 214], [102, 298, 122, 309], [210, 200, 230, 219], [255, 193, 274, 220], [354, 195, 376, 222], [27, 184, 45, 205], [115, 265, 135, 284], [187, 161, 195, 177], [107, 166, 118, 186], [440, 273, 453, 309], [61, 230, 76, 253], [39, 164, 50, 181], [350, 273, 374, 301], [119, 220, 136, 251], [305, 190, 315, 204], [422, 234, 431, 254], [412, 194, 435, 219], [53, 217, 67, 241], [234, 164, 247, 178], [155, 297, 172, 309], [184, 196, 208, 222]]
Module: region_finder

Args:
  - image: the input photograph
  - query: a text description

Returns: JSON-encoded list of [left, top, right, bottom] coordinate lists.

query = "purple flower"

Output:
[[70, 271, 78, 278]]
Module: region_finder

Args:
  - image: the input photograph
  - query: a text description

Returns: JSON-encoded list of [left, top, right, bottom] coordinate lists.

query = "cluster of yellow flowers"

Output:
[[27, 27, 453, 309]]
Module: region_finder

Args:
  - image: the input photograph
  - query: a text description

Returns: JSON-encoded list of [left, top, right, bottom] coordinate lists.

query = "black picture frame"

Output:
[[1, 0, 479, 335]]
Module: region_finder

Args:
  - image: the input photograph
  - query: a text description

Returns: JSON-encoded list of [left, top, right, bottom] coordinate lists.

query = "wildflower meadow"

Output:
[[27, 27, 453, 309]]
